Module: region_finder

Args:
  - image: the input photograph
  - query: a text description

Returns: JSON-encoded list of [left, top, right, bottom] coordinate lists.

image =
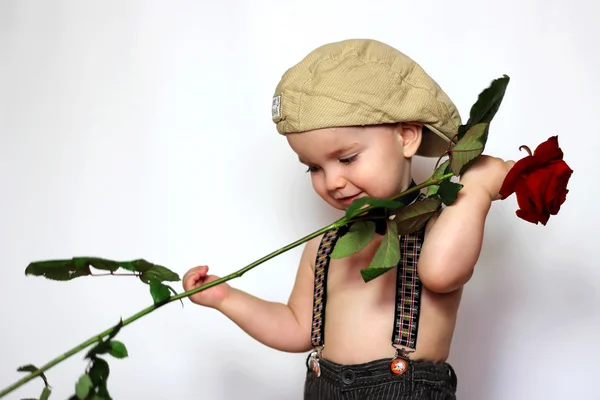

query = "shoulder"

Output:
[[299, 234, 325, 271], [308, 233, 325, 250]]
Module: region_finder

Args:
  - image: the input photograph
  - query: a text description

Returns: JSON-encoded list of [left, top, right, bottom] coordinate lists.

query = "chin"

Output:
[[320, 198, 346, 211], [331, 201, 347, 211]]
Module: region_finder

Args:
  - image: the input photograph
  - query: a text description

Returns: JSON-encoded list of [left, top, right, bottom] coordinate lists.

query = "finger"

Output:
[[183, 269, 208, 289], [182, 272, 199, 290], [183, 265, 208, 281]]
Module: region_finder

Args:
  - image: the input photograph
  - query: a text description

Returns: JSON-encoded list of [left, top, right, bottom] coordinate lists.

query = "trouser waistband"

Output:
[[307, 354, 457, 391]]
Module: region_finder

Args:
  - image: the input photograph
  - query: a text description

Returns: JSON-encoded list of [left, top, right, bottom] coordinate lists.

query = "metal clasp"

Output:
[[390, 345, 413, 375], [308, 346, 323, 377]]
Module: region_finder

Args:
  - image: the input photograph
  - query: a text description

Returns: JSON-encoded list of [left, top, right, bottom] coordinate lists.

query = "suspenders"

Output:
[[308, 193, 427, 377]]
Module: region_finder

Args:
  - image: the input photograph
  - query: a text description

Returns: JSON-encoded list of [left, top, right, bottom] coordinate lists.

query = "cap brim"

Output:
[[417, 125, 457, 158]]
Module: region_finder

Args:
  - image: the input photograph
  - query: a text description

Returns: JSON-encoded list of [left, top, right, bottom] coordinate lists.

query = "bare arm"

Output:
[[418, 184, 491, 293], [214, 237, 320, 353], [418, 155, 513, 293]]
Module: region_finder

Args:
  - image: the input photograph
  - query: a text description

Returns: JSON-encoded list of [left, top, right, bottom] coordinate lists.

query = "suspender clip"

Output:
[[308, 346, 323, 377], [390, 345, 413, 375]]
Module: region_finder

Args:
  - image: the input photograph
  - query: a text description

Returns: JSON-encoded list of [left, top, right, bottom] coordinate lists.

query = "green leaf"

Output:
[[426, 159, 452, 197], [86, 339, 112, 359], [139, 265, 181, 284], [360, 220, 400, 283], [165, 284, 185, 307], [149, 279, 171, 303], [89, 357, 110, 385], [17, 364, 50, 387], [95, 389, 111, 400], [75, 374, 93, 400], [119, 259, 181, 285], [360, 266, 393, 282], [86, 319, 125, 359], [394, 197, 442, 235], [449, 122, 489, 176], [40, 386, 52, 400], [17, 364, 39, 373], [107, 319, 123, 341], [345, 197, 405, 219], [438, 180, 464, 206], [25, 259, 92, 281], [74, 257, 120, 272], [330, 221, 376, 259], [458, 75, 510, 140], [108, 340, 128, 359], [89, 357, 111, 400], [24, 257, 180, 284], [118, 259, 153, 272], [24, 257, 122, 281]]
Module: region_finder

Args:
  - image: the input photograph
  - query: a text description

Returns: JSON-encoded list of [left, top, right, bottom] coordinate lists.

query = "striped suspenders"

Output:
[[308, 202, 426, 376]]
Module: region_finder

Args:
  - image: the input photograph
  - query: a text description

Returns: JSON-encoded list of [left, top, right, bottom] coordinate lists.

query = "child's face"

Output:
[[286, 123, 422, 211]]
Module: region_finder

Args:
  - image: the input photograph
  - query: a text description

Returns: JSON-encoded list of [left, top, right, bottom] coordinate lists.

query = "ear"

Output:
[[395, 122, 423, 158]]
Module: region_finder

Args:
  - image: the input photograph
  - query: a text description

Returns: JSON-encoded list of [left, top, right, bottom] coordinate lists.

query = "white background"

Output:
[[1, 1, 598, 399]]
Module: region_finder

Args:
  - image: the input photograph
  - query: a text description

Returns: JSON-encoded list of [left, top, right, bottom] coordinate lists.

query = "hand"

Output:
[[182, 265, 231, 309], [459, 155, 515, 201]]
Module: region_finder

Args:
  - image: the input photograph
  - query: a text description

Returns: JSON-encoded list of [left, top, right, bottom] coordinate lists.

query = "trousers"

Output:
[[304, 356, 457, 400]]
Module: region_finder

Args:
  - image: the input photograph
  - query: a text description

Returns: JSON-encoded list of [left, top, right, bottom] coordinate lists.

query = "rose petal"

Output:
[[532, 136, 564, 164], [547, 160, 573, 215], [499, 155, 540, 199], [513, 177, 549, 225], [516, 208, 549, 225], [550, 188, 569, 215], [523, 168, 552, 214]]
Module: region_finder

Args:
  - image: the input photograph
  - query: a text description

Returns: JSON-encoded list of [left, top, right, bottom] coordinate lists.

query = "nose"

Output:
[[325, 171, 346, 192]]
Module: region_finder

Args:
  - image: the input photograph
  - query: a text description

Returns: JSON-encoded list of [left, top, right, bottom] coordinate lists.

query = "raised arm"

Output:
[[417, 155, 514, 293]]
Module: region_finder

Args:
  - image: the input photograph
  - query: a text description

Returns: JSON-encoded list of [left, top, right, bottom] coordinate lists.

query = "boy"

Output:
[[183, 39, 513, 399]]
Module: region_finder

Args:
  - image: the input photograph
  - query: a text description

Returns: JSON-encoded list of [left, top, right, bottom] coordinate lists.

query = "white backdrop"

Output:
[[1, 1, 598, 399]]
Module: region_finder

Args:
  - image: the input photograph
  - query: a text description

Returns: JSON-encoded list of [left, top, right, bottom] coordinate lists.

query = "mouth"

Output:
[[338, 192, 363, 206]]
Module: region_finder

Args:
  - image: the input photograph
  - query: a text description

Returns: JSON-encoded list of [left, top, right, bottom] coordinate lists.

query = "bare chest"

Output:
[[314, 232, 461, 364], [325, 236, 398, 315]]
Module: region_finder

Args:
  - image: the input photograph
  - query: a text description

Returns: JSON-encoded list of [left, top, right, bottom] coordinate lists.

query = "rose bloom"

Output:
[[499, 136, 573, 225]]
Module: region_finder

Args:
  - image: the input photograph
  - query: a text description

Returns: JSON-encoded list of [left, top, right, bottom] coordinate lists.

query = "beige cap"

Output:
[[271, 39, 462, 157]]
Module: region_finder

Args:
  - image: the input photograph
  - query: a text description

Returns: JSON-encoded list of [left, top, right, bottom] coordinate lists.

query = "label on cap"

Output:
[[272, 95, 281, 120]]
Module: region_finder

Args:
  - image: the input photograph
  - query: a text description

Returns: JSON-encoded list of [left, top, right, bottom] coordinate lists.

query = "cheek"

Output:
[[356, 155, 405, 196], [310, 174, 327, 197], [310, 174, 344, 209]]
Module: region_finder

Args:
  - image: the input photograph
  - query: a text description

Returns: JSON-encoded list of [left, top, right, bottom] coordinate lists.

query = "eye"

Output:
[[305, 165, 321, 173], [340, 154, 358, 164]]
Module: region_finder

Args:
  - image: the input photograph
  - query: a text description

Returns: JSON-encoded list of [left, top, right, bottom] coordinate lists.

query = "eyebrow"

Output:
[[298, 142, 360, 165]]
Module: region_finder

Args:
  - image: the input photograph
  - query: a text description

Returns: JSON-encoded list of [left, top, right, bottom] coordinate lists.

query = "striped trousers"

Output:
[[304, 356, 457, 400]]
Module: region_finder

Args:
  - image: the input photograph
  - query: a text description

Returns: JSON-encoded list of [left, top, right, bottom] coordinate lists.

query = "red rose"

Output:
[[499, 136, 573, 225]]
